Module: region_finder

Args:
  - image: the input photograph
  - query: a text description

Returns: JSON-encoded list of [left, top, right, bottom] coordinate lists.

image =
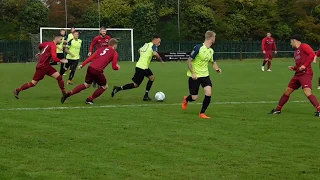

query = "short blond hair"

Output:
[[205, 31, 216, 40], [108, 38, 119, 46]]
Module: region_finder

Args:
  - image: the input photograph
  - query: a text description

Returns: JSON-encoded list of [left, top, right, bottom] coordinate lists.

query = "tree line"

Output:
[[1, 0, 320, 42]]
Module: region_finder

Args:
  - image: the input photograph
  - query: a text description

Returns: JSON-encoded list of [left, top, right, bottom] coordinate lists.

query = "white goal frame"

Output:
[[39, 27, 135, 62]]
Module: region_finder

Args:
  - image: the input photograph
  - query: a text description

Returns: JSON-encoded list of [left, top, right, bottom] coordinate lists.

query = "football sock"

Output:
[[186, 95, 195, 102], [307, 94, 320, 111], [200, 95, 211, 113], [16, 82, 35, 92], [318, 77, 320, 86], [262, 60, 267, 66], [276, 94, 290, 111], [56, 75, 65, 93], [69, 69, 76, 81], [267, 61, 271, 69], [70, 84, 87, 96], [60, 63, 65, 75], [146, 80, 154, 92], [121, 83, 135, 90], [88, 87, 106, 101]]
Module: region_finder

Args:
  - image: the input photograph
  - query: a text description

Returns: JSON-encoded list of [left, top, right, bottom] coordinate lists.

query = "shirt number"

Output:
[[100, 48, 109, 56]]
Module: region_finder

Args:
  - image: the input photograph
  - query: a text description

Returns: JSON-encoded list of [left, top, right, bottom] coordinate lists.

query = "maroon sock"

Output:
[[262, 60, 267, 66], [276, 94, 290, 111], [88, 87, 106, 101], [70, 84, 87, 96], [56, 75, 66, 93], [307, 94, 320, 111], [267, 61, 271, 69], [16, 82, 35, 92]]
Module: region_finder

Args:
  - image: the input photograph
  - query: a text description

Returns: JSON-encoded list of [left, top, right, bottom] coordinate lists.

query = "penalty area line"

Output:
[[0, 100, 308, 111]]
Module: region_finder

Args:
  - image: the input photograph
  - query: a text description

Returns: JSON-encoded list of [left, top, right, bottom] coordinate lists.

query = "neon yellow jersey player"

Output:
[[182, 31, 222, 119], [62, 31, 82, 85], [111, 35, 164, 101]]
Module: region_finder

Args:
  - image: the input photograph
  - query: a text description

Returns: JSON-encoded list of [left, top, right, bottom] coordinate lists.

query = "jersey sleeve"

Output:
[[89, 37, 98, 52], [39, 43, 45, 50], [112, 51, 119, 70], [302, 44, 316, 67], [261, 38, 266, 51], [82, 51, 98, 67], [211, 52, 216, 62], [50, 43, 61, 62], [190, 44, 201, 59], [316, 50, 320, 57], [152, 44, 158, 52], [273, 39, 277, 51], [67, 39, 73, 47]]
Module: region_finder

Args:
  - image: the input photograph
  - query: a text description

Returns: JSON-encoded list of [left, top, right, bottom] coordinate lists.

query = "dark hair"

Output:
[[73, 31, 79, 34], [108, 38, 119, 46], [54, 33, 62, 37], [291, 34, 302, 41], [60, 29, 66, 32], [153, 35, 160, 39]]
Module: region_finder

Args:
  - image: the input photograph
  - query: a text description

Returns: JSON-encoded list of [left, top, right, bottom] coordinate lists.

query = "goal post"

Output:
[[39, 27, 134, 62]]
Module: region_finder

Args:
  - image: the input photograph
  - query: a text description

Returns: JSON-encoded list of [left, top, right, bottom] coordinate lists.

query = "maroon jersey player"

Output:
[[261, 32, 277, 72], [269, 35, 320, 117], [61, 38, 120, 105], [87, 26, 111, 56], [13, 34, 68, 99]]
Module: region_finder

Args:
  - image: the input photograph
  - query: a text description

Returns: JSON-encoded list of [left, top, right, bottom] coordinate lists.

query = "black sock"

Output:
[[121, 83, 135, 90], [146, 80, 154, 92], [200, 95, 211, 113], [69, 70, 75, 81], [186, 95, 195, 102], [262, 60, 267, 66]]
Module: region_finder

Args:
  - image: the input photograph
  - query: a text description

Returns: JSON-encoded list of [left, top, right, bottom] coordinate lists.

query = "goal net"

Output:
[[39, 27, 134, 62]]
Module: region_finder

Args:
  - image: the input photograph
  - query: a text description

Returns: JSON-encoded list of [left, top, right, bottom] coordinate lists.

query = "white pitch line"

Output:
[[0, 100, 308, 111]]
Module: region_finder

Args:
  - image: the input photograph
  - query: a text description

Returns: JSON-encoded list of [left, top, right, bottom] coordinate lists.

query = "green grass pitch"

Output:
[[0, 59, 320, 179]]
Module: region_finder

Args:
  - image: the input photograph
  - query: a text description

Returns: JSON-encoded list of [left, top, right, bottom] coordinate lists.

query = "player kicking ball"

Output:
[[14, 34, 68, 99], [181, 31, 222, 119], [269, 35, 320, 117], [61, 38, 120, 105], [111, 35, 164, 101]]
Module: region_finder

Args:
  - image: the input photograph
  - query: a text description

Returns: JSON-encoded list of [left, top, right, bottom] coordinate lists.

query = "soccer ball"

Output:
[[155, 92, 165, 102]]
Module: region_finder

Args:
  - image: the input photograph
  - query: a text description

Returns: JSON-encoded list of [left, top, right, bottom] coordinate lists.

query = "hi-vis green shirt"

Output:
[[136, 42, 157, 69], [67, 33, 74, 42], [56, 35, 67, 53], [187, 43, 215, 77], [66, 39, 82, 60]]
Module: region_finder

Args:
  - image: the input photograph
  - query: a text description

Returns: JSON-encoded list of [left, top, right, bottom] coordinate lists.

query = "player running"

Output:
[[61, 38, 120, 105], [269, 35, 320, 117], [181, 31, 222, 119], [261, 32, 277, 72], [111, 35, 164, 101], [87, 26, 111, 88], [61, 31, 82, 85], [13, 34, 68, 99]]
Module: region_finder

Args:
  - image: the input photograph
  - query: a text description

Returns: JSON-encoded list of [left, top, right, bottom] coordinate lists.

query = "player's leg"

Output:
[[49, 67, 66, 96], [199, 77, 212, 119], [267, 53, 272, 71], [269, 76, 299, 114], [111, 67, 143, 98], [182, 77, 200, 110], [300, 75, 320, 115], [13, 69, 44, 99], [67, 60, 78, 85], [143, 69, 154, 101], [60, 60, 71, 76], [318, 77, 320, 89], [261, 53, 269, 71], [86, 73, 108, 104]]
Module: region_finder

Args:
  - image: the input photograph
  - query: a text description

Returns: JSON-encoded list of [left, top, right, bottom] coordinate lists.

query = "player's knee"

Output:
[[303, 88, 312, 96], [84, 83, 90, 88], [31, 80, 38, 85], [149, 76, 155, 81], [102, 84, 108, 89], [205, 92, 212, 96], [134, 83, 139, 88], [191, 95, 198, 101], [56, 75, 63, 81]]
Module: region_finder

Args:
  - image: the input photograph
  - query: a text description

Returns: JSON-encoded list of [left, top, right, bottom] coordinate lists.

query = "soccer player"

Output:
[[61, 31, 82, 85], [61, 38, 120, 105], [87, 26, 111, 88], [67, 27, 76, 42], [261, 32, 277, 72], [50, 29, 68, 74], [111, 35, 164, 101], [181, 31, 222, 119], [269, 35, 320, 117], [13, 34, 68, 99]]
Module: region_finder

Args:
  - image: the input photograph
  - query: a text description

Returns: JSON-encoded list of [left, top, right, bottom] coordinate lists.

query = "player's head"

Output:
[[290, 34, 302, 48], [70, 27, 76, 33], [205, 31, 216, 45], [152, 35, 161, 47], [60, 29, 66, 36], [73, 31, 79, 39], [54, 34, 63, 45], [108, 38, 119, 49], [100, 26, 107, 37], [267, 32, 271, 37]]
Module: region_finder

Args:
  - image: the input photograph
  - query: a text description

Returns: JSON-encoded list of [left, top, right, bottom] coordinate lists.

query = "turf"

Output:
[[0, 59, 320, 180]]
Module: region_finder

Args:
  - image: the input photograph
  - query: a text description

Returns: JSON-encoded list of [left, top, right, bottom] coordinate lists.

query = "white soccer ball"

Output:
[[155, 92, 165, 102]]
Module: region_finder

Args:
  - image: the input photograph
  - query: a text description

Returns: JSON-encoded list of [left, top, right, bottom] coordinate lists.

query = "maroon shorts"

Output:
[[264, 51, 273, 60], [33, 66, 57, 81], [288, 74, 313, 90], [85, 66, 107, 86]]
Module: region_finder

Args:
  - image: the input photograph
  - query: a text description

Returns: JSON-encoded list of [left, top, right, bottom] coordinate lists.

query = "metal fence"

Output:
[[1, 40, 318, 62]]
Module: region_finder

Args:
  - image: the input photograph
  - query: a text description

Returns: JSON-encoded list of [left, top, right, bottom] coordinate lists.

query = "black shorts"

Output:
[[65, 60, 79, 70], [188, 76, 212, 95], [132, 67, 153, 85], [57, 53, 64, 59]]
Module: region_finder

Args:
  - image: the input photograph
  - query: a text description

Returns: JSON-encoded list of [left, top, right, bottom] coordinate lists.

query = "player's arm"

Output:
[[313, 50, 320, 63], [112, 51, 120, 70], [211, 54, 222, 74], [64, 40, 75, 57], [187, 45, 200, 78], [152, 45, 164, 63], [51, 44, 67, 63], [35, 43, 45, 58], [88, 37, 98, 56], [273, 39, 277, 54], [261, 38, 266, 53], [80, 51, 98, 69], [299, 44, 315, 71]]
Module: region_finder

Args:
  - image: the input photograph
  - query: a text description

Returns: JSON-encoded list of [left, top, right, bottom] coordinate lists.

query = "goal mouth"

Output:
[[39, 27, 134, 62]]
